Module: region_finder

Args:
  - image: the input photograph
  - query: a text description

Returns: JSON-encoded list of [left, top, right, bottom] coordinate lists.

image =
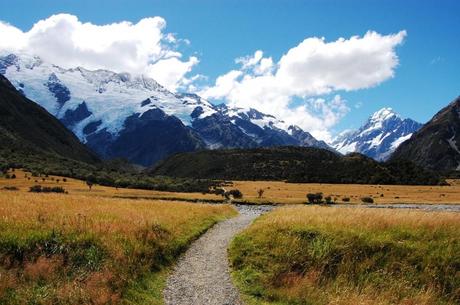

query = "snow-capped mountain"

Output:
[[0, 52, 331, 166], [332, 108, 422, 161]]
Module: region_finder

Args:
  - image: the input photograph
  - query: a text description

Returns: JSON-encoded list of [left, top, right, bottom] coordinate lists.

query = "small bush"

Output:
[[212, 188, 225, 196], [342, 197, 350, 202], [227, 189, 243, 199], [2, 186, 19, 191], [306, 193, 323, 204], [361, 196, 374, 204], [29, 185, 66, 193], [29, 185, 42, 192], [324, 196, 333, 204]]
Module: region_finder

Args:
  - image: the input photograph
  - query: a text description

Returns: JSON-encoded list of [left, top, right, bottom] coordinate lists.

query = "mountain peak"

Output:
[[1, 52, 331, 166], [369, 107, 398, 122], [333, 107, 421, 161]]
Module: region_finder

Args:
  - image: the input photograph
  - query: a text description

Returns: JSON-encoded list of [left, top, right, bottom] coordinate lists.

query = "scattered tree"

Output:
[[257, 188, 264, 198], [86, 174, 96, 191], [86, 180, 94, 191]]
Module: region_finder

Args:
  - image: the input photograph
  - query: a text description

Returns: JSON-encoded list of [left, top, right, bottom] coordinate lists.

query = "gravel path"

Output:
[[164, 205, 273, 305]]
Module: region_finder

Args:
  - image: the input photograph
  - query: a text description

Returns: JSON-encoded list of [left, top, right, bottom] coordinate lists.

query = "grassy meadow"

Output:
[[3, 169, 460, 205], [232, 180, 460, 205], [0, 190, 236, 305], [229, 206, 460, 305], [0, 169, 224, 202]]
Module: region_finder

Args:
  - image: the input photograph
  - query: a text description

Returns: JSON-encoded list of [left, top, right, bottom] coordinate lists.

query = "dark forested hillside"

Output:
[[151, 146, 443, 185]]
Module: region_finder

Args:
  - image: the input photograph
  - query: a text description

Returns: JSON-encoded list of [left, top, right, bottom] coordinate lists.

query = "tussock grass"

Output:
[[0, 169, 224, 202], [229, 206, 460, 305], [232, 180, 460, 204], [0, 191, 236, 305]]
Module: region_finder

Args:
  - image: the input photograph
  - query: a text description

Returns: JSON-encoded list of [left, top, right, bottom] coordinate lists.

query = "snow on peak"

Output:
[[370, 107, 398, 123], [0, 52, 217, 140], [332, 107, 421, 161]]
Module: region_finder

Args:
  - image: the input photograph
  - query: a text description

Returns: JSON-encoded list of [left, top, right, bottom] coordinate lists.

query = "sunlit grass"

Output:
[[0, 191, 236, 305], [232, 180, 460, 204], [230, 206, 460, 305]]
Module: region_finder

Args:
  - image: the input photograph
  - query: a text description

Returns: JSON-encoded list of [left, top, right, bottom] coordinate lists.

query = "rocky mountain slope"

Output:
[[391, 96, 460, 172], [0, 74, 99, 169], [0, 53, 330, 166], [332, 108, 422, 160]]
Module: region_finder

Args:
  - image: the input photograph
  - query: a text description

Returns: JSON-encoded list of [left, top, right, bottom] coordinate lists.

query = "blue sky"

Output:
[[1, 0, 459, 137]]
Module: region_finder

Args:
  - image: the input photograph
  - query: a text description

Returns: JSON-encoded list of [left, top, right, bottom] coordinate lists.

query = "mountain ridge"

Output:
[[391, 96, 460, 172], [1, 52, 332, 166], [0, 73, 100, 169], [332, 107, 422, 160]]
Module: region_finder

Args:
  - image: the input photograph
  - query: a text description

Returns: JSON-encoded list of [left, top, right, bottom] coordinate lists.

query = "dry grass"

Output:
[[3, 169, 460, 205], [0, 190, 236, 305], [233, 180, 460, 204], [230, 206, 460, 305], [0, 169, 223, 201]]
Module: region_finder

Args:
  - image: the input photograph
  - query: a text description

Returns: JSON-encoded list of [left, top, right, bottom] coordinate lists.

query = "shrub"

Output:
[[324, 196, 333, 204], [212, 188, 226, 196], [342, 197, 350, 202], [306, 193, 323, 204], [227, 189, 243, 199], [361, 196, 374, 204], [29, 185, 42, 193], [10, 174, 16, 179], [2, 186, 19, 191], [29, 185, 66, 193]]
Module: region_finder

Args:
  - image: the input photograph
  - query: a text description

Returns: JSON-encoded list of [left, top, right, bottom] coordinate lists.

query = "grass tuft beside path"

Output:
[[229, 206, 460, 305]]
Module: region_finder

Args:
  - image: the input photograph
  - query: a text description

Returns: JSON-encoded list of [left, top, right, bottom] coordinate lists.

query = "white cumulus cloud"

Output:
[[0, 14, 197, 91], [200, 30, 406, 140]]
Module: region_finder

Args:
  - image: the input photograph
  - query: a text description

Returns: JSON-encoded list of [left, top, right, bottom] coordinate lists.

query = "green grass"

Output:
[[229, 206, 460, 305]]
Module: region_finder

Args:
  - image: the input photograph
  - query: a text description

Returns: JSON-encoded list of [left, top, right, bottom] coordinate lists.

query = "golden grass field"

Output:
[[233, 179, 460, 204], [1, 169, 460, 304], [0, 169, 223, 201], [230, 206, 460, 305], [3, 169, 460, 205], [0, 185, 236, 304]]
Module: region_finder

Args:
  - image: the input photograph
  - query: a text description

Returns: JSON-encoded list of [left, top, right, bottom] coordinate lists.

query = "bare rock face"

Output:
[[391, 96, 460, 172]]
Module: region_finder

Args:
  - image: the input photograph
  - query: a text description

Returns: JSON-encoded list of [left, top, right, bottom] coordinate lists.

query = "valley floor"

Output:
[[1, 170, 460, 305], [3, 169, 460, 206]]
